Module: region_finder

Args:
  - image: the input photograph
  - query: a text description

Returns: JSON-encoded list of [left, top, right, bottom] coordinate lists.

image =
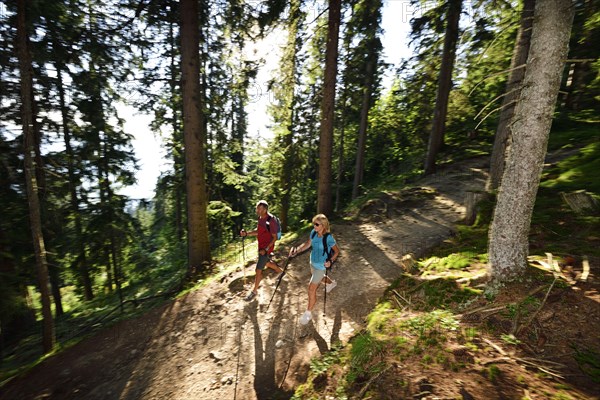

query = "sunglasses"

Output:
[[313, 223, 320, 227]]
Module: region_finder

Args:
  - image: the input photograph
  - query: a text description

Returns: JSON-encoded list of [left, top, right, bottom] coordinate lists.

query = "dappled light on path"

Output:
[[0, 158, 490, 400]]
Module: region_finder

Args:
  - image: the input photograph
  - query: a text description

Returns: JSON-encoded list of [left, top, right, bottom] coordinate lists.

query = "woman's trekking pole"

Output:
[[323, 258, 335, 317], [323, 266, 328, 317], [265, 246, 295, 312]]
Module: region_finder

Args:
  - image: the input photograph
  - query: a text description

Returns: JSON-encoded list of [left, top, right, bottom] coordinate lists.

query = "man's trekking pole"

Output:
[[241, 228, 247, 285], [265, 247, 295, 312]]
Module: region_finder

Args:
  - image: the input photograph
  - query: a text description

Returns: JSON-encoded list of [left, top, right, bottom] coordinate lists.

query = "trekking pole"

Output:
[[323, 258, 334, 317], [323, 266, 328, 317], [241, 229, 247, 285], [265, 247, 295, 312]]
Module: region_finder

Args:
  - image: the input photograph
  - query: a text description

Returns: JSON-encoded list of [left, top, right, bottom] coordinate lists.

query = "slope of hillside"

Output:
[[2, 154, 598, 400]]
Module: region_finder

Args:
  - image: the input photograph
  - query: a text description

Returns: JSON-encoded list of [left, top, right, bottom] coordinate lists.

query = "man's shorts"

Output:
[[256, 253, 270, 270], [310, 265, 326, 284]]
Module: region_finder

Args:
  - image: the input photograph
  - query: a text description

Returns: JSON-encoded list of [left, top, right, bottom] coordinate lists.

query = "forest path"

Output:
[[0, 157, 488, 400]]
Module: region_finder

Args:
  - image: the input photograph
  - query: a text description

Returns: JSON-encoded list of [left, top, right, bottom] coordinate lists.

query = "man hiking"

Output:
[[240, 200, 284, 301]]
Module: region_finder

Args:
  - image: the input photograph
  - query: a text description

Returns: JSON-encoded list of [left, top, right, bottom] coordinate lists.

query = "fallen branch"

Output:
[[483, 338, 508, 356], [480, 347, 566, 379], [481, 357, 512, 365], [516, 358, 565, 379], [392, 295, 404, 310], [461, 304, 506, 317], [581, 256, 590, 281], [392, 289, 411, 306], [519, 357, 565, 367], [355, 365, 393, 399], [516, 276, 557, 336], [406, 281, 427, 294]]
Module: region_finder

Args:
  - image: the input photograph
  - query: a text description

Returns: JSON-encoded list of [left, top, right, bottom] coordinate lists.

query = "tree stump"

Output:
[[464, 190, 486, 225], [560, 190, 599, 215]]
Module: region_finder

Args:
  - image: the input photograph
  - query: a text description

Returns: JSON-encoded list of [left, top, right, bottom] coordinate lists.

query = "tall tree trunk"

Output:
[[334, 106, 346, 213], [317, 0, 341, 216], [487, 0, 535, 191], [562, 0, 597, 112], [16, 0, 55, 353], [56, 59, 94, 300], [109, 231, 124, 311], [352, 57, 375, 200], [181, 0, 211, 273], [423, 0, 462, 175], [168, 16, 185, 242], [48, 263, 64, 316], [279, 0, 302, 231], [104, 246, 113, 292], [488, 0, 574, 282]]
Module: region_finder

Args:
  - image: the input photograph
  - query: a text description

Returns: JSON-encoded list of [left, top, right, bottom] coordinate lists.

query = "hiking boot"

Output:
[[299, 310, 312, 325], [326, 280, 337, 293], [244, 291, 257, 302]]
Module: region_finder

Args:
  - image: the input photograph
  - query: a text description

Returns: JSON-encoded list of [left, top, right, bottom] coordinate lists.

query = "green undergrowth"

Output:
[[294, 272, 484, 398], [296, 120, 600, 399], [294, 303, 480, 399], [531, 132, 600, 258], [0, 235, 255, 385]]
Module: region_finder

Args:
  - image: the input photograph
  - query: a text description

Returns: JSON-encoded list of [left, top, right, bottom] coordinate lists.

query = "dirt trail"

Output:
[[0, 158, 488, 400]]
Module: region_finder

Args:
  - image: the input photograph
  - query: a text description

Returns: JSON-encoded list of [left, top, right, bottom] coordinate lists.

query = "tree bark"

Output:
[[488, 0, 574, 282], [16, 0, 55, 353], [487, 0, 535, 191], [334, 104, 346, 213], [562, 0, 597, 112], [55, 58, 94, 300], [278, 0, 302, 231], [168, 16, 185, 243], [464, 190, 486, 226], [423, 0, 462, 175], [352, 57, 376, 200], [317, 0, 341, 215], [181, 0, 211, 273]]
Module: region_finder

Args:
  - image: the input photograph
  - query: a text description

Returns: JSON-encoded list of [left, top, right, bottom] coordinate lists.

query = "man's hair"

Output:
[[256, 200, 269, 209]]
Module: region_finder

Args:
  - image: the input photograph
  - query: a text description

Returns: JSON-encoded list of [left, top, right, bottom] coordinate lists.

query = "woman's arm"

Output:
[[325, 244, 340, 268], [291, 239, 312, 256]]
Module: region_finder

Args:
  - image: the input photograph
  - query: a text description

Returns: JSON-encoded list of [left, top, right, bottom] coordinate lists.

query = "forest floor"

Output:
[[1, 155, 599, 400]]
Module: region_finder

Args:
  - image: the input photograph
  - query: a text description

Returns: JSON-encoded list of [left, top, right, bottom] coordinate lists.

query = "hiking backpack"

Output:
[[265, 214, 282, 240], [311, 231, 333, 264]]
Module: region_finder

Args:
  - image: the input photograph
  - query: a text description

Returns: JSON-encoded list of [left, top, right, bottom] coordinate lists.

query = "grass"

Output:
[[537, 120, 600, 255], [530, 137, 600, 257], [572, 346, 600, 383], [295, 119, 600, 399]]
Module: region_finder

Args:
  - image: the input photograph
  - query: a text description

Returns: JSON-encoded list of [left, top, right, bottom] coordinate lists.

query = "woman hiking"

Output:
[[291, 214, 340, 325]]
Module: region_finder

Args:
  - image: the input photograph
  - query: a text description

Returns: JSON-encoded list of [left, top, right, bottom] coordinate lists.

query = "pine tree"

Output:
[[488, 0, 575, 282], [16, 0, 55, 353], [317, 0, 341, 216], [423, 0, 462, 175], [348, 0, 383, 200], [180, 0, 211, 273], [488, 0, 535, 191], [269, 0, 304, 229]]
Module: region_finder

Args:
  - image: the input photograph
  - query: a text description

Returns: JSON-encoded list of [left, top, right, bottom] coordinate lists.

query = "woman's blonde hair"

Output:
[[312, 214, 331, 233]]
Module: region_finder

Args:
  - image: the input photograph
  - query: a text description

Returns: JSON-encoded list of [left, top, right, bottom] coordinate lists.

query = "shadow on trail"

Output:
[[245, 280, 294, 400], [119, 294, 200, 399], [304, 308, 343, 354]]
